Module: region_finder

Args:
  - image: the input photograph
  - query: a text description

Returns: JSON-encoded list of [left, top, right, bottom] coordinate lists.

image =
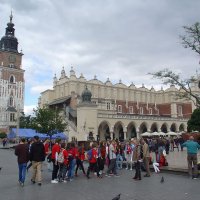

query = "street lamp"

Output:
[[16, 104, 20, 143]]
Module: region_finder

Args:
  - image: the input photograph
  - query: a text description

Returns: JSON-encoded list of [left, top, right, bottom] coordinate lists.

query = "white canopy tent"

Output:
[[152, 132, 160, 136], [166, 131, 178, 136], [141, 132, 152, 137], [159, 132, 166, 136]]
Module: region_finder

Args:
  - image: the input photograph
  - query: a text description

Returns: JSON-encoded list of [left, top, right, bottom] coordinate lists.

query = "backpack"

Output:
[[57, 150, 64, 163], [87, 149, 93, 160]]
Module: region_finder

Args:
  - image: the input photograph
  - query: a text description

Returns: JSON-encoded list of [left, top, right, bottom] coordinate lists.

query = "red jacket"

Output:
[[44, 143, 49, 155], [62, 149, 69, 165], [71, 147, 78, 159], [100, 146, 106, 159], [90, 148, 98, 163], [78, 147, 85, 161], [51, 143, 60, 160]]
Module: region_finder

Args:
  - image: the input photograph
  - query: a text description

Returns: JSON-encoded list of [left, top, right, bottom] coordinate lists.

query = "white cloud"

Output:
[[0, 0, 200, 108], [24, 105, 36, 115], [30, 85, 53, 95]]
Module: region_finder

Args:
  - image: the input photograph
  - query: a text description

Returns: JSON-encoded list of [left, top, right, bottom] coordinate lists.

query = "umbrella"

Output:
[[152, 132, 160, 136], [159, 132, 166, 136], [166, 131, 177, 136], [141, 132, 152, 137]]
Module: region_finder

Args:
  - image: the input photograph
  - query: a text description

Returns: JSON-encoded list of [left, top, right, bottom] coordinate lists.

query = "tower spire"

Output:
[[0, 12, 18, 52], [10, 10, 13, 23]]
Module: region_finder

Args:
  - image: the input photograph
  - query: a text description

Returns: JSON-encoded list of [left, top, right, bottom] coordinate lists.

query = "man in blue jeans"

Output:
[[181, 136, 200, 179], [15, 138, 29, 186]]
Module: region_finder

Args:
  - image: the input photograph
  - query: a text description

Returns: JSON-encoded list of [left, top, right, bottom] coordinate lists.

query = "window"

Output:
[[118, 105, 122, 113], [9, 64, 14, 68], [9, 75, 15, 83], [129, 106, 133, 114], [178, 105, 183, 116], [9, 97, 14, 106], [107, 102, 111, 110], [149, 108, 152, 115], [10, 113, 15, 122], [140, 107, 143, 114]]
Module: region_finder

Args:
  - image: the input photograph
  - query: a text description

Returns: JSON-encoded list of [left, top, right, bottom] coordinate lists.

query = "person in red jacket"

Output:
[[75, 144, 86, 176], [86, 143, 102, 179], [58, 143, 69, 182], [98, 141, 106, 174], [43, 139, 51, 171], [67, 143, 78, 181], [51, 139, 61, 183]]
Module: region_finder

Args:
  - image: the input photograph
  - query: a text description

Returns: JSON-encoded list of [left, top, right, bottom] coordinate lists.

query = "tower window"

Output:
[[9, 75, 15, 83], [10, 113, 15, 122], [9, 64, 14, 68], [9, 97, 14, 106]]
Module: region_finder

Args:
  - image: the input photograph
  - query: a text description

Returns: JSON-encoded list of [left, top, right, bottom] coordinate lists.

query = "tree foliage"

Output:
[[19, 112, 35, 128], [0, 132, 7, 139], [150, 23, 200, 108], [180, 22, 200, 56], [32, 107, 68, 138], [187, 108, 200, 132], [150, 68, 200, 107]]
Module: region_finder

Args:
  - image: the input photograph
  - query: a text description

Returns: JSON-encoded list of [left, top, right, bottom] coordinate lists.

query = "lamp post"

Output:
[[16, 104, 20, 143]]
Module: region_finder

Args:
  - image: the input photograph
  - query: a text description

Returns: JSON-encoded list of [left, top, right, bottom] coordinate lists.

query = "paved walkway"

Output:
[[1, 143, 200, 170], [0, 148, 200, 200]]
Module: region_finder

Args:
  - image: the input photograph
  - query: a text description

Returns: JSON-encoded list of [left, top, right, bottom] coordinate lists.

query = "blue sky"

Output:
[[1, 0, 200, 115]]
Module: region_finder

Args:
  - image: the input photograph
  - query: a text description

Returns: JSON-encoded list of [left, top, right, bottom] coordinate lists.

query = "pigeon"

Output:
[[160, 176, 164, 183], [112, 193, 121, 200]]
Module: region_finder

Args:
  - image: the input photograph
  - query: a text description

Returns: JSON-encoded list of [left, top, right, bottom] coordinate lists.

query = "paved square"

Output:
[[0, 148, 199, 200]]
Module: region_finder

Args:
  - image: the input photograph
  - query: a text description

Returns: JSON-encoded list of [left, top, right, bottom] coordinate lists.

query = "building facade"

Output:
[[39, 66, 199, 141], [0, 14, 24, 132]]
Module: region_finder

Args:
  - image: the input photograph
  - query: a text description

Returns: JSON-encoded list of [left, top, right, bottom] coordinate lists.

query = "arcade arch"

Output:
[[127, 122, 137, 139], [139, 122, 148, 134], [179, 123, 185, 132], [98, 121, 110, 141], [161, 123, 168, 133], [170, 123, 177, 132], [114, 121, 124, 142], [150, 122, 158, 132]]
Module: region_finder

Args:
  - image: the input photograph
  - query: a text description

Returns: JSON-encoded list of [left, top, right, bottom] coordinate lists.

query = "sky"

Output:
[[0, 0, 200, 115]]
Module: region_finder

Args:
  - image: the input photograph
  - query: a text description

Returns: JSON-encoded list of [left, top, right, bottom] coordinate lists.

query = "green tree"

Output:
[[187, 108, 200, 132], [19, 112, 35, 128], [0, 132, 7, 139], [32, 107, 68, 140]]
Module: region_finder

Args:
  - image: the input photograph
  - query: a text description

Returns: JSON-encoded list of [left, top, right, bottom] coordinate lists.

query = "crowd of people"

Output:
[[14, 135, 200, 187]]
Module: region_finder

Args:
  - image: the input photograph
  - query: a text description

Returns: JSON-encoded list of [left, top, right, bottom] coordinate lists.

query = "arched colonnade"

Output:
[[98, 120, 186, 141]]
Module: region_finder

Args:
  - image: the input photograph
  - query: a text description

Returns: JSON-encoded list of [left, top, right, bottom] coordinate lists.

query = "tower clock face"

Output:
[[9, 54, 16, 63]]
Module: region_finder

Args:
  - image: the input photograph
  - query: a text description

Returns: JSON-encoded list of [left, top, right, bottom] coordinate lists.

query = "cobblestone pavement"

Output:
[[166, 149, 200, 169], [0, 149, 200, 200]]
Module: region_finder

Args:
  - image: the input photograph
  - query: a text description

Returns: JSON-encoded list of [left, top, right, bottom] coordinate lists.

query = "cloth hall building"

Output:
[[39, 67, 200, 142]]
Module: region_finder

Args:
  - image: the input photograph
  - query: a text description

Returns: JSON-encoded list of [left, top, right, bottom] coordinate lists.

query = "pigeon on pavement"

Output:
[[112, 193, 121, 200], [160, 176, 164, 183]]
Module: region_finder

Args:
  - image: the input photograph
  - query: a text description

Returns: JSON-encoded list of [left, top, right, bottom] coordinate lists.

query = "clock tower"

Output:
[[0, 13, 25, 132]]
